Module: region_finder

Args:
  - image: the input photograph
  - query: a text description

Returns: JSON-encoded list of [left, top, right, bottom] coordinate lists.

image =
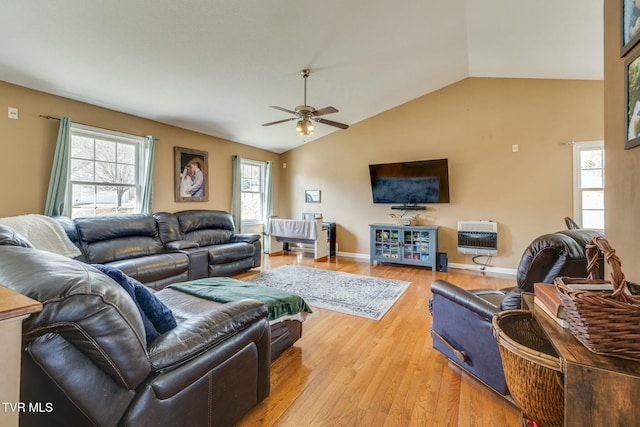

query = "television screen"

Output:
[[369, 159, 450, 204]]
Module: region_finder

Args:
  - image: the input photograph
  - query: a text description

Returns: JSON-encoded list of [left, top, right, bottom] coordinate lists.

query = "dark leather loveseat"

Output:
[[429, 228, 604, 395], [0, 226, 271, 427], [154, 210, 262, 278], [56, 210, 261, 290]]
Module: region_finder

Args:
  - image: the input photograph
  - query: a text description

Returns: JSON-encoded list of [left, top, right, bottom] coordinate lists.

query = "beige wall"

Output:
[[1, 76, 604, 271], [604, 0, 640, 279], [282, 78, 604, 269], [0, 81, 281, 218]]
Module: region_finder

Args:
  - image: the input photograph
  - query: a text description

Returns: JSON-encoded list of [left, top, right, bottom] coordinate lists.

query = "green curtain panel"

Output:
[[262, 161, 273, 253], [44, 117, 71, 217], [231, 155, 242, 232]]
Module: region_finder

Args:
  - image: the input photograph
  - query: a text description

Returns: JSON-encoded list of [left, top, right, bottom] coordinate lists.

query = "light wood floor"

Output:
[[235, 253, 522, 427]]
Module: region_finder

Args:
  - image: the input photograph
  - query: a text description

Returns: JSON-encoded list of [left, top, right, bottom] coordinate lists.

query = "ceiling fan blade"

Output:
[[269, 105, 297, 115], [262, 117, 296, 126], [312, 106, 339, 117], [314, 117, 349, 130]]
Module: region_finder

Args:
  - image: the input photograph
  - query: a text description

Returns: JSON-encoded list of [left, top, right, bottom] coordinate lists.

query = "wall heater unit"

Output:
[[457, 221, 498, 256]]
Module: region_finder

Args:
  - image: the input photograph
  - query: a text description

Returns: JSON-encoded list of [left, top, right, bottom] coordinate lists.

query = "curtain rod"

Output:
[[39, 115, 159, 140]]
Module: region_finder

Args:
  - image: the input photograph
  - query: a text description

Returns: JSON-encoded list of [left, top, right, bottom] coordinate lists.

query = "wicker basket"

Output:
[[393, 217, 417, 226], [492, 310, 564, 427], [555, 236, 640, 361], [389, 213, 418, 226]]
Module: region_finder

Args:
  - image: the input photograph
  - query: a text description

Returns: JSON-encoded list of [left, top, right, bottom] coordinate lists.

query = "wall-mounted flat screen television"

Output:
[[369, 159, 450, 206]]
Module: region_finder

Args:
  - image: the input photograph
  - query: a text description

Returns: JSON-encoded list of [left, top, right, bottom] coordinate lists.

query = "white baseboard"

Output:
[[335, 251, 369, 260], [336, 251, 516, 277], [447, 262, 516, 277]]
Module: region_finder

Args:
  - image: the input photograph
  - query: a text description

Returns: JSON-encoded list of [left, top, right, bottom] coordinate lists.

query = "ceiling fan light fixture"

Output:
[[296, 119, 314, 135]]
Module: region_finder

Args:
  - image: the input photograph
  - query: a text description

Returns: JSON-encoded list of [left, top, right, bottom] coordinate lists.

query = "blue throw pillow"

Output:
[[133, 281, 178, 333], [91, 264, 177, 344]]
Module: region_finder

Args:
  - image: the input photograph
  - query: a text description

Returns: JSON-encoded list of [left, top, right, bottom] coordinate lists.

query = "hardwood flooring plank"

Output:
[[235, 254, 521, 426]]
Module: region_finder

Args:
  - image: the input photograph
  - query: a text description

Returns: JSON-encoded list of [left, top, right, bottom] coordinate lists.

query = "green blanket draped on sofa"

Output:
[[169, 277, 312, 321]]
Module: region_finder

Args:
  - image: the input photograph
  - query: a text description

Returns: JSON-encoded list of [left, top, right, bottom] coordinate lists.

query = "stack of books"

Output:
[[534, 281, 631, 329], [533, 282, 568, 328]]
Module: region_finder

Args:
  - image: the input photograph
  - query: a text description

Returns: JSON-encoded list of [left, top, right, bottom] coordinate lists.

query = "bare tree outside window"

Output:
[[69, 130, 141, 218], [240, 161, 264, 223]]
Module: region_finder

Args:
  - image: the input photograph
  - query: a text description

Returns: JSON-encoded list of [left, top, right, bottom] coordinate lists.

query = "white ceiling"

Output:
[[0, 0, 603, 153]]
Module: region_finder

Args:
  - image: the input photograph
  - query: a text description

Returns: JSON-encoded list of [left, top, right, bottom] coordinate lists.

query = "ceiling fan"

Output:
[[262, 69, 349, 135]]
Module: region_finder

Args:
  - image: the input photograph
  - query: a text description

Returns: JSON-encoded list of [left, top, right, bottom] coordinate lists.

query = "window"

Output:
[[572, 140, 604, 230], [240, 159, 267, 224], [69, 124, 146, 218]]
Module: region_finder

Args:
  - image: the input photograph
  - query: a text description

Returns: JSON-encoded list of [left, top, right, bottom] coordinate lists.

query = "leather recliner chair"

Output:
[[0, 225, 271, 427], [429, 229, 603, 395]]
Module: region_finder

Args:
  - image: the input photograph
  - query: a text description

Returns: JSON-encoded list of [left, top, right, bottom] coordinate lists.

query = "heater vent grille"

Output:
[[457, 221, 498, 256]]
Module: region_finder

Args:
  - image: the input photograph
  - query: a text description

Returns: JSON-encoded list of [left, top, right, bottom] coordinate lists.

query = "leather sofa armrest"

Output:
[[148, 299, 268, 371], [0, 225, 35, 248], [177, 247, 209, 280], [430, 280, 505, 320], [230, 233, 261, 244], [165, 240, 199, 251]]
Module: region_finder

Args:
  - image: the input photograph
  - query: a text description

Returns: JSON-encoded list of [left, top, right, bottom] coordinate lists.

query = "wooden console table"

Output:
[[0, 286, 42, 427], [523, 293, 640, 426]]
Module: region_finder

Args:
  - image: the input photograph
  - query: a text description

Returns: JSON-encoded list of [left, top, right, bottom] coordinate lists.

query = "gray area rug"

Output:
[[243, 264, 411, 320]]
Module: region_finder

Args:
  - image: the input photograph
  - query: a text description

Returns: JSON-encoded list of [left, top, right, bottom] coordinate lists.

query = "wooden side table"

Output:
[[0, 286, 42, 427], [523, 293, 640, 426]]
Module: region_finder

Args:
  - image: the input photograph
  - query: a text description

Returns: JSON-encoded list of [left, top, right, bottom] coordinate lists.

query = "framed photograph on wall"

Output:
[[174, 146, 209, 201], [305, 189, 321, 203], [623, 0, 640, 56], [626, 48, 640, 149]]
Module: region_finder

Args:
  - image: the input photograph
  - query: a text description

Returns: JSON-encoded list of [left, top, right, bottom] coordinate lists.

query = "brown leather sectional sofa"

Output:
[[55, 210, 304, 360], [0, 223, 271, 427]]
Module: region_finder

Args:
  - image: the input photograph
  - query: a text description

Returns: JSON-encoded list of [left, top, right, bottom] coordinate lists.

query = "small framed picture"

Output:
[[626, 48, 640, 149], [305, 189, 321, 203], [622, 0, 640, 56], [174, 146, 209, 202]]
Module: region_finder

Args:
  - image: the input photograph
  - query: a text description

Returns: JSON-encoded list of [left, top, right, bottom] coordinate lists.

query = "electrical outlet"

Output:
[[512, 144, 518, 152], [8, 107, 18, 120]]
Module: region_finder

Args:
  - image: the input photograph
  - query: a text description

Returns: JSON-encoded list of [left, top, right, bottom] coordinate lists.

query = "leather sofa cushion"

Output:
[[175, 210, 237, 246], [155, 288, 222, 322], [176, 210, 235, 233], [500, 289, 523, 310], [108, 253, 189, 284], [516, 229, 603, 292], [207, 242, 255, 264], [147, 299, 268, 371], [185, 229, 234, 247], [153, 212, 183, 243], [75, 215, 164, 263], [75, 214, 159, 242], [0, 224, 34, 248], [83, 236, 165, 264]]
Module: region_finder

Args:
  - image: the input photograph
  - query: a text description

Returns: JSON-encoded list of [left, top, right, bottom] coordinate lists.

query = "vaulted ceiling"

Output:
[[0, 1, 603, 153]]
